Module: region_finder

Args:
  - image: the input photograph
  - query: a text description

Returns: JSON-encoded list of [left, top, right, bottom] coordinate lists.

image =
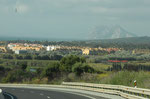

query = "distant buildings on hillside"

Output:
[[82, 48, 121, 55], [7, 43, 44, 54], [132, 49, 150, 54], [82, 49, 90, 55], [46, 45, 60, 51], [15, 50, 28, 54], [6, 43, 122, 55], [0, 46, 6, 52]]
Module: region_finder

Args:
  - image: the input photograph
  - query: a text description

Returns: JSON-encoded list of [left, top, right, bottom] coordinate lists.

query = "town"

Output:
[[0, 42, 149, 55], [0, 42, 121, 55]]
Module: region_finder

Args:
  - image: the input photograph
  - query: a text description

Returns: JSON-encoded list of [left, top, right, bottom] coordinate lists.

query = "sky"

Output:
[[0, 0, 150, 39]]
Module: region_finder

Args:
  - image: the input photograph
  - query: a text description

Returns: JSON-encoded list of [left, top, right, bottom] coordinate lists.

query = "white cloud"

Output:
[[15, 4, 29, 13]]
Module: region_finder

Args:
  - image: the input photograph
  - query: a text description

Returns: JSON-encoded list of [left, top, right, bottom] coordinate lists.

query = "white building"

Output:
[[47, 46, 55, 51], [7, 44, 16, 49], [46, 45, 61, 51], [15, 50, 27, 54]]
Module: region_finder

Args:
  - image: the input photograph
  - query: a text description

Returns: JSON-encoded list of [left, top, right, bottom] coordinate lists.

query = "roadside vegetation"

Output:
[[0, 55, 96, 84], [1, 39, 150, 89], [0, 54, 150, 89]]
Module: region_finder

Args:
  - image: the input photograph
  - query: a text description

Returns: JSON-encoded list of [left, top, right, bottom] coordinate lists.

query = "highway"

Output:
[[0, 83, 148, 99], [1, 87, 109, 99]]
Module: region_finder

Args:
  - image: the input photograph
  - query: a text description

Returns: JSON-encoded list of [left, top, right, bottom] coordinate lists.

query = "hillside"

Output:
[[84, 36, 150, 49], [99, 36, 150, 44], [88, 25, 137, 39]]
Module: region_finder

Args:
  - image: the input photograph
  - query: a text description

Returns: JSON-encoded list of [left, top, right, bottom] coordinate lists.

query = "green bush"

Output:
[[100, 71, 150, 88], [60, 55, 86, 72], [72, 63, 95, 76], [42, 62, 60, 80], [2, 69, 31, 83]]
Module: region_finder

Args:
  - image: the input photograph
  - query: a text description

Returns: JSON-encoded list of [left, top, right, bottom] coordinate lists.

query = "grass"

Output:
[[88, 63, 112, 71], [0, 59, 58, 68], [99, 71, 150, 89], [62, 71, 150, 89], [1, 58, 150, 89]]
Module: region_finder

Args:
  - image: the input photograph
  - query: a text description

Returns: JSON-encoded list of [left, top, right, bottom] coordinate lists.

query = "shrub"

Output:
[[60, 55, 86, 72], [2, 69, 31, 83], [72, 63, 95, 76], [100, 71, 150, 88], [42, 62, 60, 80]]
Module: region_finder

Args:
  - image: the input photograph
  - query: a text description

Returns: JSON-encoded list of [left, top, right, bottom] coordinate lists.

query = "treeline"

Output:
[[109, 63, 150, 71], [0, 55, 96, 83], [109, 57, 136, 61], [123, 64, 150, 71], [6, 36, 150, 50], [0, 59, 55, 67], [1, 54, 63, 60]]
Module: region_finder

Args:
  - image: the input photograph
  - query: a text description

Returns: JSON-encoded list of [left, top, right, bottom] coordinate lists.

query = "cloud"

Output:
[[90, 7, 108, 13], [0, 0, 150, 38], [15, 4, 29, 13], [0, 1, 29, 14]]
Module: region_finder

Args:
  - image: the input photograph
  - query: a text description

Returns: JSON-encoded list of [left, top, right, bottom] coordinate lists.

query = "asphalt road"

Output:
[[1, 87, 108, 99]]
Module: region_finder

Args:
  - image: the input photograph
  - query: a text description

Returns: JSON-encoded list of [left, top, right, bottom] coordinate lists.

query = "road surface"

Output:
[[1, 87, 108, 99]]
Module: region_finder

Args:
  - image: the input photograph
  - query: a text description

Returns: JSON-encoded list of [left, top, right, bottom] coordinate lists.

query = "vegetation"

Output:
[[99, 71, 150, 89], [5, 36, 150, 49], [1, 53, 63, 60], [0, 55, 96, 84], [1, 38, 150, 89], [0, 53, 150, 89], [72, 63, 95, 76]]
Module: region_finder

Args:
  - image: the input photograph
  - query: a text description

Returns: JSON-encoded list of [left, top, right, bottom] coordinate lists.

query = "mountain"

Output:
[[0, 36, 78, 41], [88, 25, 137, 40], [91, 36, 150, 43]]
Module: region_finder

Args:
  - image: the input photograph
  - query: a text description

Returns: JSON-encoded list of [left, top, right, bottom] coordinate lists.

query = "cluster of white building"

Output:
[[46, 45, 61, 51], [7, 43, 121, 55]]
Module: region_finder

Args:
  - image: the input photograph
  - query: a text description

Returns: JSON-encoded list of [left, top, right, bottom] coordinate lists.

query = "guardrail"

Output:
[[62, 82, 150, 99], [0, 89, 4, 99], [0, 83, 149, 99]]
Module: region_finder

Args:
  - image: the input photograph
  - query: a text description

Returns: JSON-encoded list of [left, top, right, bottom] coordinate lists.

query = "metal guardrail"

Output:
[[62, 82, 150, 99], [0, 89, 4, 99], [0, 83, 149, 99]]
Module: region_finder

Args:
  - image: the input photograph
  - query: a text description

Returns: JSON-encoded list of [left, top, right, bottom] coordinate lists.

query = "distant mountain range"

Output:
[[0, 36, 78, 41], [85, 36, 150, 49], [101, 36, 150, 44], [88, 25, 137, 40]]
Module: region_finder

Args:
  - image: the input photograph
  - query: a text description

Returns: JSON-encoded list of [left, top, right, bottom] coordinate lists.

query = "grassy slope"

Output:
[[99, 71, 150, 89]]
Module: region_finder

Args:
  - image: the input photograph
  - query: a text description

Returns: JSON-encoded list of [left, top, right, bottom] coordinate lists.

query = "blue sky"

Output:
[[0, 0, 150, 39]]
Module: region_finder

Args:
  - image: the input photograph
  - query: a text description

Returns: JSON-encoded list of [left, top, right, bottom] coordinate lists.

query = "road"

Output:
[[1, 87, 108, 99]]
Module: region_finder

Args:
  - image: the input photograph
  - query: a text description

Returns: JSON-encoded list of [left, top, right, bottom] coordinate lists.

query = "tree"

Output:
[[15, 55, 23, 59], [42, 62, 60, 80], [49, 54, 63, 60], [2, 69, 30, 83], [72, 63, 95, 76], [20, 62, 28, 71], [2, 54, 13, 59], [60, 55, 86, 72], [24, 55, 32, 59], [0, 66, 5, 74], [40, 55, 50, 60], [36, 68, 43, 77]]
